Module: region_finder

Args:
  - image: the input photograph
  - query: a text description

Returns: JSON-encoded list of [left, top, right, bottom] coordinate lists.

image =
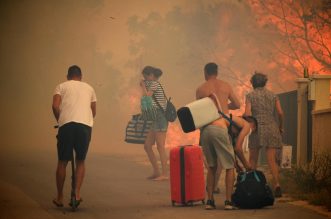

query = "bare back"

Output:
[[196, 78, 240, 114]]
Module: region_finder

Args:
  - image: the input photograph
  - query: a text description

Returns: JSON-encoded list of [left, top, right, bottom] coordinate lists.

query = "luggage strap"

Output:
[[240, 171, 261, 183]]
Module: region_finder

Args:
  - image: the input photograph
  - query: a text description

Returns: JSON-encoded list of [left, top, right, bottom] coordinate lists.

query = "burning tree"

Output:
[[249, 0, 331, 75]]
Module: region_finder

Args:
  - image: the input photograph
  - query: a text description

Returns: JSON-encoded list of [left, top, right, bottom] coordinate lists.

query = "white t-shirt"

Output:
[[54, 80, 97, 127]]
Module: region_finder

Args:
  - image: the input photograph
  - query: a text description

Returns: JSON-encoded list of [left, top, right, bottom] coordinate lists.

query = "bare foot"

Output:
[[146, 174, 160, 180], [152, 175, 169, 181]]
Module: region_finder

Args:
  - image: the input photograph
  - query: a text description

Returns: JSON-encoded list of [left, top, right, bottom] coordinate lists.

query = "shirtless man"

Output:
[[196, 63, 242, 210], [196, 62, 240, 114]]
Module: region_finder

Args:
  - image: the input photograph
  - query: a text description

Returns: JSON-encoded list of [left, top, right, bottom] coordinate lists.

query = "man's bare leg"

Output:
[[75, 160, 85, 200], [214, 160, 222, 193], [206, 166, 217, 200], [225, 168, 235, 201], [55, 161, 68, 204]]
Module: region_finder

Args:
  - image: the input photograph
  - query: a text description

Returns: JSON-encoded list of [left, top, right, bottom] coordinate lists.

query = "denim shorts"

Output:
[[151, 109, 168, 132]]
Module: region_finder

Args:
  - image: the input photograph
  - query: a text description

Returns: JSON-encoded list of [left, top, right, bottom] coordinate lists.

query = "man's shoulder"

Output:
[[216, 79, 231, 87], [196, 82, 208, 96], [197, 81, 208, 90]]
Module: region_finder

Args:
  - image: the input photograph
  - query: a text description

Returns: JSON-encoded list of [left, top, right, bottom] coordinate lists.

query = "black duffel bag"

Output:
[[232, 170, 274, 209]]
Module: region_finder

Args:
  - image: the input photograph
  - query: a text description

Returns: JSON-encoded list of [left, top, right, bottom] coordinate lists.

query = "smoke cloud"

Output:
[[0, 0, 300, 153]]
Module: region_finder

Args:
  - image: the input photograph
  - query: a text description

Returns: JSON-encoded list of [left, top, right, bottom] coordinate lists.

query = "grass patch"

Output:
[[280, 152, 331, 211]]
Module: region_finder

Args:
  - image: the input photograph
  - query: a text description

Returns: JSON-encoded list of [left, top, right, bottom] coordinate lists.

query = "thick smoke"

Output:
[[0, 0, 300, 152]]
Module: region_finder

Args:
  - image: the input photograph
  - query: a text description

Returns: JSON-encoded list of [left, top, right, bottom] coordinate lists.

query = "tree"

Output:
[[249, 0, 331, 75]]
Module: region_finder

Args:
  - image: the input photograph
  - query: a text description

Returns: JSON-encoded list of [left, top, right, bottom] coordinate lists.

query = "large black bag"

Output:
[[232, 170, 274, 209]]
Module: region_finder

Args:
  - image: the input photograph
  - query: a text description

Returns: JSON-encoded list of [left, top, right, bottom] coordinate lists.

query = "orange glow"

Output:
[[165, 122, 200, 149], [248, 0, 331, 75]]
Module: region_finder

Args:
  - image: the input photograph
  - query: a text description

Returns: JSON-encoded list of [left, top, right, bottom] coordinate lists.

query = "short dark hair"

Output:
[[142, 66, 154, 76], [204, 62, 218, 75], [250, 72, 268, 88], [67, 65, 82, 79], [243, 115, 258, 132]]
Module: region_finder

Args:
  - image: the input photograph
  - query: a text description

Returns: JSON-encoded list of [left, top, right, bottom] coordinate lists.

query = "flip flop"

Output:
[[52, 199, 64, 207], [69, 198, 83, 208]]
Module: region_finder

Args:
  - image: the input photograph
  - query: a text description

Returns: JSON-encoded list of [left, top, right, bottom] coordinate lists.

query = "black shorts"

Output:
[[57, 122, 92, 161]]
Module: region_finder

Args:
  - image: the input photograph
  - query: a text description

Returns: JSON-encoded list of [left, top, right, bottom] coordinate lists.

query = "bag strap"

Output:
[[157, 81, 168, 100], [218, 111, 241, 131], [151, 81, 168, 112]]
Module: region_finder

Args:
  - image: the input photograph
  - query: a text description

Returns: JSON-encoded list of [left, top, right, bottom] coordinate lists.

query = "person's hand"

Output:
[[245, 164, 253, 172]]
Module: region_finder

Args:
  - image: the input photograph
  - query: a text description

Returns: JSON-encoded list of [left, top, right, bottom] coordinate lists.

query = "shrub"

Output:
[[280, 152, 331, 210]]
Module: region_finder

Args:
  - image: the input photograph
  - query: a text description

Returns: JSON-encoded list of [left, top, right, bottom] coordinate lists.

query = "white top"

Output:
[[186, 97, 220, 129], [54, 80, 97, 127]]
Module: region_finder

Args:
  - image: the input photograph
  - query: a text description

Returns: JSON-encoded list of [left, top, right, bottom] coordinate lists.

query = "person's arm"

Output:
[[52, 94, 61, 122], [141, 80, 154, 96], [275, 98, 284, 134], [232, 116, 252, 170], [91, 101, 96, 118], [228, 87, 241, 110], [244, 98, 252, 116]]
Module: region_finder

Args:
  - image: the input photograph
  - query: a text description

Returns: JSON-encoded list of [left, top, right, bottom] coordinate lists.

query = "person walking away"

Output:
[[196, 62, 241, 195], [244, 72, 284, 198], [52, 65, 97, 207], [196, 62, 240, 209]]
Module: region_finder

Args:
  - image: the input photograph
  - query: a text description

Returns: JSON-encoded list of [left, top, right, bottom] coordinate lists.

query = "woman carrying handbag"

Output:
[[140, 66, 169, 181]]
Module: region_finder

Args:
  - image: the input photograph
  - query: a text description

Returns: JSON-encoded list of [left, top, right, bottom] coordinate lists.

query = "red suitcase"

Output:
[[170, 145, 205, 206]]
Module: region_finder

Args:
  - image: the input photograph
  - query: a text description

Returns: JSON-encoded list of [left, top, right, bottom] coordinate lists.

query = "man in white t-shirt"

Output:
[[52, 65, 97, 208]]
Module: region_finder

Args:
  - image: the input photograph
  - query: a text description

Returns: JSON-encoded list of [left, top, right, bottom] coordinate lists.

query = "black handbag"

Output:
[[125, 114, 152, 144]]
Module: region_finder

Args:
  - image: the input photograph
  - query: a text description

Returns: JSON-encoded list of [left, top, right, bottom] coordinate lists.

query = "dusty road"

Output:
[[0, 145, 329, 219]]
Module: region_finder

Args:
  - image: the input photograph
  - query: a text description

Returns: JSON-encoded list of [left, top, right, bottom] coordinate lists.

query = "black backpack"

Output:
[[232, 170, 274, 209]]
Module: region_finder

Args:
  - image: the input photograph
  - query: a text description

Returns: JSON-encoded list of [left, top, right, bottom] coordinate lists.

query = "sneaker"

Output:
[[205, 199, 216, 210], [224, 200, 237, 210], [274, 186, 282, 198]]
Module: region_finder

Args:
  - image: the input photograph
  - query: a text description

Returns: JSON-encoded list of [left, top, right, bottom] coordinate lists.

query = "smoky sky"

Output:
[[125, 1, 295, 104], [0, 0, 298, 151]]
